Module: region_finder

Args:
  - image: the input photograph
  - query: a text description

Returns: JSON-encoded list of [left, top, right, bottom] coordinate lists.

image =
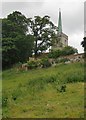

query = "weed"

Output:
[[12, 88, 22, 101], [66, 73, 84, 83], [22, 109, 28, 113], [2, 96, 8, 107], [56, 84, 66, 92]]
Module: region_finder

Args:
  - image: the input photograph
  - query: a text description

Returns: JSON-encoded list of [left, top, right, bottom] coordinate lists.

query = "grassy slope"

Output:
[[2, 62, 84, 118]]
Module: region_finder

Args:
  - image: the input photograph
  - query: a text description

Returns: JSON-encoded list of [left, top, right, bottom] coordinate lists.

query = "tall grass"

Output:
[[2, 62, 84, 118]]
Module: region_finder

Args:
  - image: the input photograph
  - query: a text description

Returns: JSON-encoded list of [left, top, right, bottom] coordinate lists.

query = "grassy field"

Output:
[[2, 62, 84, 118]]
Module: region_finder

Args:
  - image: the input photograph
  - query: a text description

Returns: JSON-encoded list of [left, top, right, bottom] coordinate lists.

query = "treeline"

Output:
[[2, 11, 57, 69], [2, 11, 78, 69]]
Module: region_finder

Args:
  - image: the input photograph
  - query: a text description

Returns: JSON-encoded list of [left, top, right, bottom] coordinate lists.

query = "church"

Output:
[[52, 9, 68, 50]]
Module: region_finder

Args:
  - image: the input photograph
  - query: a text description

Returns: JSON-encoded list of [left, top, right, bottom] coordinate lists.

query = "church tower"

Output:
[[58, 8, 62, 35], [52, 9, 68, 50]]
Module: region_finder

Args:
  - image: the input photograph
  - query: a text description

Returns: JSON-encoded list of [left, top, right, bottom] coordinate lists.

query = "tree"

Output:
[[81, 38, 86, 51], [7, 11, 28, 35], [27, 16, 57, 57], [2, 11, 34, 68], [2, 11, 28, 38], [2, 38, 18, 68], [14, 35, 34, 62], [61, 46, 78, 56]]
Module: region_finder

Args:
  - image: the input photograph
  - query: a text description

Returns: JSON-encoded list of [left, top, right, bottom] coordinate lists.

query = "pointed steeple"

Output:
[[58, 8, 62, 34]]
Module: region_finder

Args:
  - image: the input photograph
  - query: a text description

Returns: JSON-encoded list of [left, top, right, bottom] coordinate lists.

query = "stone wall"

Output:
[[58, 53, 84, 63]]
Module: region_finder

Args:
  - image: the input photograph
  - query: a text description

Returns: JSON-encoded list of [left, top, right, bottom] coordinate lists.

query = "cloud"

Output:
[[2, 2, 45, 18], [68, 32, 84, 53], [2, 0, 46, 1], [2, 0, 85, 2]]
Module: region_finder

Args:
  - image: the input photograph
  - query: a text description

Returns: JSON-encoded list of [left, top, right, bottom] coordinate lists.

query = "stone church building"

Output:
[[52, 9, 68, 50]]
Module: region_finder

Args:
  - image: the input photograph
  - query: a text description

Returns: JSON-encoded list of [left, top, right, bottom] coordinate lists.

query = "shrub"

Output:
[[27, 60, 38, 69], [48, 46, 78, 59], [48, 50, 61, 58], [56, 84, 66, 92], [41, 57, 51, 68], [14, 62, 22, 67], [27, 59, 42, 69], [61, 46, 78, 56], [2, 96, 8, 107]]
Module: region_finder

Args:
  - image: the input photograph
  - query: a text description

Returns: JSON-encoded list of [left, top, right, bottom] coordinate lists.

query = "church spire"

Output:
[[58, 8, 62, 34]]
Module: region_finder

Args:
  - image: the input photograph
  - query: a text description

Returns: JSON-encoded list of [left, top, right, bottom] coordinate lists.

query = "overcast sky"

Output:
[[1, 0, 85, 53]]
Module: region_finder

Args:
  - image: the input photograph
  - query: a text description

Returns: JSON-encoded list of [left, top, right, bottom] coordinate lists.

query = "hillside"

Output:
[[2, 62, 84, 118]]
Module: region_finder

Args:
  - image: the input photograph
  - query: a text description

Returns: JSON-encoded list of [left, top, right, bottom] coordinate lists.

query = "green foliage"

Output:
[[2, 11, 58, 68], [81, 38, 86, 52], [65, 73, 84, 83], [28, 16, 57, 57], [27, 57, 51, 70], [2, 62, 84, 118], [2, 11, 28, 38], [41, 57, 51, 68], [48, 49, 61, 58], [81, 37, 86, 57], [56, 58, 70, 63], [48, 46, 78, 59], [12, 89, 22, 101], [2, 35, 34, 69], [14, 35, 34, 62], [7, 11, 28, 36], [27, 75, 57, 93], [13, 62, 22, 68], [56, 84, 66, 92], [2, 11, 34, 69], [61, 46, 78, 56], [2, 92, 8, 107], [27, 60, 38, 69], [2, 96, 8, 107], [2, 38, 18, 69]]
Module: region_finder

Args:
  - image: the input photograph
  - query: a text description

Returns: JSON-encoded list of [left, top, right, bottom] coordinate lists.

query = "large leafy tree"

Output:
[[2, 11, 28, 38], [2, 38, 18, 68], [14, 35, 34, 62], [27, 16, 57, 57], [2, 35, 34, 68], [2, 11, 34, 68]]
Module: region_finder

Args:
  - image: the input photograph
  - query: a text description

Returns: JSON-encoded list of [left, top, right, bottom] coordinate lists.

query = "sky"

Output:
[[1, 0, 85, 53]]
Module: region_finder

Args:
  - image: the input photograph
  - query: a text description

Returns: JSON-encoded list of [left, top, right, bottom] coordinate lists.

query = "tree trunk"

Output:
[[34, 39, 38, 59]]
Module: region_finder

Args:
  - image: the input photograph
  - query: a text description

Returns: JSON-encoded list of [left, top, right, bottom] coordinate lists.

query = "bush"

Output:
[[41, 57, 51, 68], [27, 59, 42, 69], [2, 96, 8, 107], [48, 50, 61, 58], [48, 46, 78, 59], [27, 60, 38, 69], [56, 84, 66, 92], [62, 46, 78, 56]]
